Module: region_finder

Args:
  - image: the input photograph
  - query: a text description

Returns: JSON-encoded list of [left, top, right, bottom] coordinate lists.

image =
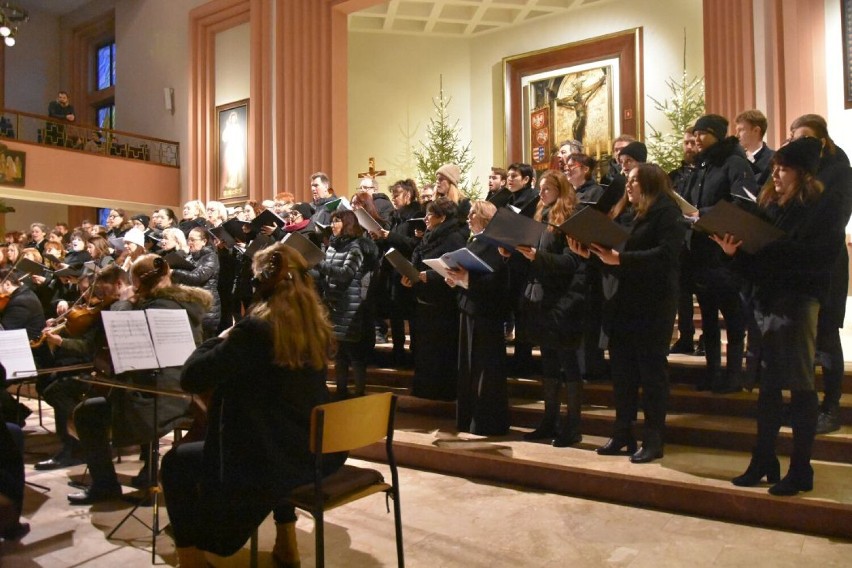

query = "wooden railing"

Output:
[[0, 109, 180, 167]]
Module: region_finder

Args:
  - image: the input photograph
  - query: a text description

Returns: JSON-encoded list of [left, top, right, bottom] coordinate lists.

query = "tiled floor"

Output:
[[2, 399, 852, 567]]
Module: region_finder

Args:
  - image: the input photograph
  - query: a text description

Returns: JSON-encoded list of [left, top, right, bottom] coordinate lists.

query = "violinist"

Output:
[[34, 266, 127, 471], [0, 267, 46, 424], [68, 255, 209, 504]]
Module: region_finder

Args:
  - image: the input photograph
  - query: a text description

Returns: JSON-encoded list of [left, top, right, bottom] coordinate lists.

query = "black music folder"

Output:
[[281, 231, 325, 268], [474, 207, 546, 251], [384, 248, 422, 283], [250, 209, 287, 232], [557, 206, 629, 249], [693, 199, 784, 254], [163, 251, 195, 271]]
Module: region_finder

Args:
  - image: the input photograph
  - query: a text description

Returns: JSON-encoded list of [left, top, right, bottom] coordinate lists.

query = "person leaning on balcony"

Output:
[[46, 91, 75, 146]]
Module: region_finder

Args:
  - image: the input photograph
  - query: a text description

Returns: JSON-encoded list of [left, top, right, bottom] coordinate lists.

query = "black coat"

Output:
[[411, 219, 468, 306], [373, 193, 395, 222], [456, 239, 509, 320], [316, 235, 377, 342], [171, 245, 221, 335], [519, 215, 586, 349], [178, 316, 345, 554], [1, 286, 45, 342], [601, 195, 686, 351]]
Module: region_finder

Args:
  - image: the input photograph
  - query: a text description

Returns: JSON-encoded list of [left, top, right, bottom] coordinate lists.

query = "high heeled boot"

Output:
[[733, 387, 782, 486], [272, 521, 301, 568], [524, 376, 560, 440], [553, 381, 583, 447], [770, 390, 818, 496]]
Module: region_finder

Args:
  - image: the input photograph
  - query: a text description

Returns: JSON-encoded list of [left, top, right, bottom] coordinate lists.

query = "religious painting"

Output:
[[216, 99, 249, 201], [503, 28, 643, 169], [525, 64, 615, 171], [0, 146, 25, 187]]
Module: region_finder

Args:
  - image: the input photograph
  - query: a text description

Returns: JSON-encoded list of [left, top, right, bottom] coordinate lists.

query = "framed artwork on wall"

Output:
[[216, 99, 249, 201], [0, 145, 25, 187], [503, 28, 643, 169]]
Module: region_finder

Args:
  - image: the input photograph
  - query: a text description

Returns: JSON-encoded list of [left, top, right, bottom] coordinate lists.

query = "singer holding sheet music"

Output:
[[511, 170, 587, 447], [68, 255, 209, 504], [712, 137, 839, 496], [445, 200, 511, 435], [570, 164, 686, 463], [160, 244, 345, 568]]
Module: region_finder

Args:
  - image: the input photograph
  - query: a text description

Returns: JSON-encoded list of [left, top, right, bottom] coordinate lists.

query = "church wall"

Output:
[[214, 23, 251, 107], [347, 0, 703, 199], [4, 10, 61, 114], [347, 33, 472, 193], [825, 0, 852, 155]]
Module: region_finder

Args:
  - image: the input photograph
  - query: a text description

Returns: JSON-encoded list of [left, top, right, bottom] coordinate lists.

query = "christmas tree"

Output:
[[646, 32, 705, 173], [414, 76, 480, 199]]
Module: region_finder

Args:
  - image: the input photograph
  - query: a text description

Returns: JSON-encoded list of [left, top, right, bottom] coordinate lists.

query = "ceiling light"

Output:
[[4, 35, 14, 47], [0, 25, 10, 37]]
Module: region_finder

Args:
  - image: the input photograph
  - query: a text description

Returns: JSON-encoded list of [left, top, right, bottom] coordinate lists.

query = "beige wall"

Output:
[[2, 199, 69, 233], [4, 9, 61, 113], [825, 0, 852, 154], [348, 0, 704, 199], [215, 23, 251, 107]]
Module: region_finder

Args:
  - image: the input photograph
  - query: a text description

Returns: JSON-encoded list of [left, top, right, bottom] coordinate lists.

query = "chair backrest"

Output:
[[311, 392, 393, 454]]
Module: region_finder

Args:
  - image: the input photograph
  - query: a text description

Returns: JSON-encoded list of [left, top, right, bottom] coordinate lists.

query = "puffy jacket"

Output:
[[171, 245, 221, 336], [315, 235, 372, 342]]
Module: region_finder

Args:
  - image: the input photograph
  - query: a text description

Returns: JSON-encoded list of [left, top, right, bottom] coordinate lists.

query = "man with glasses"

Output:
[[357, 176, 393, 222]]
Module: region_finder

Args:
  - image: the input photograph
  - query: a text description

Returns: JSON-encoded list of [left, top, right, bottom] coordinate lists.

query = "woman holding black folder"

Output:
[[570, 163, 686, 463], [712, 137, 838, 495], [508, 170, 587, 447], [403, 197, 467, 400], [445, 200, 510, 435]]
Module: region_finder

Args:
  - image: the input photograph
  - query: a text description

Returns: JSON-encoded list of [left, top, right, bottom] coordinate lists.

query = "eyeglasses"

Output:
[[107, 214, 119, 219], [358, 186, 375, 191]]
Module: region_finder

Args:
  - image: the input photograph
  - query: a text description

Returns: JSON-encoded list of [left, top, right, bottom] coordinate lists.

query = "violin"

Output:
[[30, 298, 113, 348]]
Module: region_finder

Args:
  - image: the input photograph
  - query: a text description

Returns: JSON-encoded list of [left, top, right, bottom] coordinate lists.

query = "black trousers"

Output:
[[695, 281, 746, 374], [609, 334, 670, 435], [161, 441, 307, 556], [456, 314, 509, 435]]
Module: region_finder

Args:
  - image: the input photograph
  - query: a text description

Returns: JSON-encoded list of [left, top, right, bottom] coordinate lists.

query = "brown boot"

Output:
[[272, 521, 301, 568]]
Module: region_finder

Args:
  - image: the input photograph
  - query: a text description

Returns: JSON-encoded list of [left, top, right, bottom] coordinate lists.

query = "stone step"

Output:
[[352, 400, 852, 541]]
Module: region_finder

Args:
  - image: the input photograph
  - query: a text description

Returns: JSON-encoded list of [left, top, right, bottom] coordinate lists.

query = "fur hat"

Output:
[[619, 141, 647, 163], [775, 137, 822, 176], [436, 163, 461, 186], [692, 114, 729, 141]]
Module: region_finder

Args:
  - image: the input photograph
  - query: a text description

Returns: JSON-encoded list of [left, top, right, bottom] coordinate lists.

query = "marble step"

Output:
[[352, 401, 852, 541]]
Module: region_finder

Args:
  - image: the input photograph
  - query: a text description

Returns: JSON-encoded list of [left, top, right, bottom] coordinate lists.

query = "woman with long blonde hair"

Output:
[[161, 244, 342, 568]]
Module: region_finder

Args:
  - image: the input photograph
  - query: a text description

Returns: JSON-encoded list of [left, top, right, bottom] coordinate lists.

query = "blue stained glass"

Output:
[[111, 43, 116, 85], [97, 46, 111, 90], [97, 105, 114, 129]]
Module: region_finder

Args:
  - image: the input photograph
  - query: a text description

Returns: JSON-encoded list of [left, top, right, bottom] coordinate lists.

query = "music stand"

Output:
[[75, 375, 191, 565]]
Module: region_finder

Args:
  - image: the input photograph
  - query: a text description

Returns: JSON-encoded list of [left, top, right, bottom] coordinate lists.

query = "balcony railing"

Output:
[[0, 109, 180, 167]]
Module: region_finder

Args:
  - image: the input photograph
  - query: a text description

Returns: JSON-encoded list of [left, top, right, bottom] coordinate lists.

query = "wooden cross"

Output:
[[357, 157, 386, 179]]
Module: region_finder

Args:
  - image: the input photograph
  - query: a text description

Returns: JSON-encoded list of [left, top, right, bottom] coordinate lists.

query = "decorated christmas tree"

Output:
[[414, 76, 480, 199]]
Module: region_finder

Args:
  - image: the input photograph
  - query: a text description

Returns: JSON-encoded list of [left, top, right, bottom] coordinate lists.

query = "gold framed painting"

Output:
[[216, 99, 249, 201], [503, 28, 643, 170]]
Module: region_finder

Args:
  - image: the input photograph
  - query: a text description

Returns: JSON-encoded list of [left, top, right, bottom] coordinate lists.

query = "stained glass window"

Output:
[[97, 105, 115, 129], [96, 42, 116, 91]]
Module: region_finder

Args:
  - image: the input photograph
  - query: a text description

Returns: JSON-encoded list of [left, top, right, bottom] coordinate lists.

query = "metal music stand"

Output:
[[75, 374, 191, 565]]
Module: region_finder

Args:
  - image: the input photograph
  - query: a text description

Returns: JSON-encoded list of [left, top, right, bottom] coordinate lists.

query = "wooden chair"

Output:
[[250, 392, 404, 567]]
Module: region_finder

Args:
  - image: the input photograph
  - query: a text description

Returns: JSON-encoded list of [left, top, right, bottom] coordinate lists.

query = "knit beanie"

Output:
[[692, 114, 729, 141], [619, 141, 647, 163], [436, 163, 461, 186], [774, 137, 822, 175]]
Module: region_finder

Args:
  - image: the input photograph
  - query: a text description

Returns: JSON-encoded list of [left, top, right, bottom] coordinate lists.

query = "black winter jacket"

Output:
[[171, 245, 221, 335], [316, 235, 375, 342]]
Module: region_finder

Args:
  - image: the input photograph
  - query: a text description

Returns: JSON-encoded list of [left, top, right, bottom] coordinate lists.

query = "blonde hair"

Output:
[[183, 200, 206, 219], [250, 243, 334, 370], [162, 227, 189, 254], [534, 170, 577, 231]]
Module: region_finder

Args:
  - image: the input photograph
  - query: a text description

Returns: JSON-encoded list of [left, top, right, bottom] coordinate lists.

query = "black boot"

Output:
[[733, 387, 782, 486], [596, 421, 636, 455], [524, 377, 560, 440], [815, 404, 841, 435], [770, 390, 818, 496], [630, 429, 664, 463], [552, 382, 582, 448]]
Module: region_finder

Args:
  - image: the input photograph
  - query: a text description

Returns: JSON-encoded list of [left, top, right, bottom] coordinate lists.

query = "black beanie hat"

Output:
[[619, 141, 647, 163], [692, 114, 729, 141], [774, 137, 822, 176], [292, 202, 314, 219]]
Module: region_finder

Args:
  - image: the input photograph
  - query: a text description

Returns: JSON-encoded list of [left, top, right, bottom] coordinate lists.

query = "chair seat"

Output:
[[288, 465, 387, 510]]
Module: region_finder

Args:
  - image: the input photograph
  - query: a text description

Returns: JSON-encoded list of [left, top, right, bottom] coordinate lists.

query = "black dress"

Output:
[[455, 239, 510, 435], [410, 219, 467, 400]]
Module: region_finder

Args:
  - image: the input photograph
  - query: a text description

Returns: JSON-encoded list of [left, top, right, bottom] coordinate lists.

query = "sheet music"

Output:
[[0, 329, 38, 380], [146, 309, 197, 368], [354, 208, 383, 233], [423, 258, 468, 289], [101, 310, 158, 374]]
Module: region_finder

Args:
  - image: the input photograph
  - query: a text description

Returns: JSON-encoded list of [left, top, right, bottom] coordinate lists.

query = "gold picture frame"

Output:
[[216, 99, 250, 201], [503, 28, 643, 168]]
